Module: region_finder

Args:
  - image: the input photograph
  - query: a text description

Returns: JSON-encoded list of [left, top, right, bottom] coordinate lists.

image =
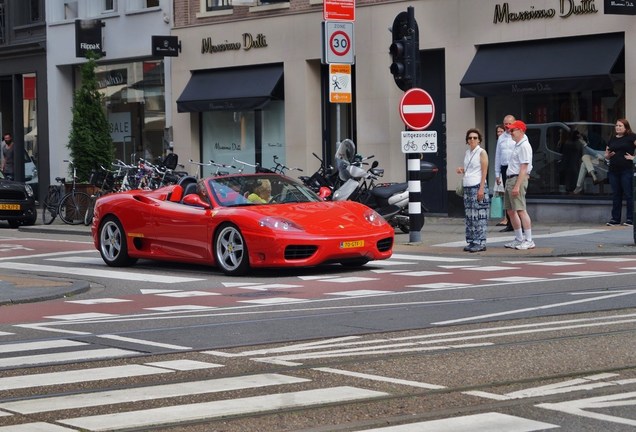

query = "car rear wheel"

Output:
[[214, 223, 249, 276], [98, 216, 137, 267]]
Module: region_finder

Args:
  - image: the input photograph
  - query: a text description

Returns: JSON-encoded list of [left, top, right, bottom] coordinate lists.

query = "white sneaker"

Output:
[[504, 239, 523, 249], [515, 240, 536, 250]]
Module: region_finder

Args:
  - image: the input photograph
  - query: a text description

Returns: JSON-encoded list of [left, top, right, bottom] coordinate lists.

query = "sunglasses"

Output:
[[467, 136, 480, 140]]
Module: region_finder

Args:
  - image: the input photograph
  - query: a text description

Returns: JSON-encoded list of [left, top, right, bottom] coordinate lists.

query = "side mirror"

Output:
[[372, 160, 379, 168], [318, 186, 332, 200], [182, 194, 211, 209]]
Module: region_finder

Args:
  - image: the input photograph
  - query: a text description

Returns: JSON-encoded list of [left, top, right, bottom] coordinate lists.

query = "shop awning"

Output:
[[460, 33, 624, 98], [177, 64, 284, 112]]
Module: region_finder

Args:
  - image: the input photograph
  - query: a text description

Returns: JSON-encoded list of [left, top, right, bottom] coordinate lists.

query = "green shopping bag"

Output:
[[490, 195, 503, 219]]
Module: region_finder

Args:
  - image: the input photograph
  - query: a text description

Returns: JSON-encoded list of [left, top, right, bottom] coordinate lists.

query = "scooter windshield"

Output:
[[334, 139, 356, 181]]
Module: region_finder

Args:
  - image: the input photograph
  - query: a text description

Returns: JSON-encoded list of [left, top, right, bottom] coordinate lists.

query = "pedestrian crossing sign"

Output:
[[329, 64, 352, 103]]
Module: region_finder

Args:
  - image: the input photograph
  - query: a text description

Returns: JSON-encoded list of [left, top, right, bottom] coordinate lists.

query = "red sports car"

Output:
[[91, 173, 394, 275]]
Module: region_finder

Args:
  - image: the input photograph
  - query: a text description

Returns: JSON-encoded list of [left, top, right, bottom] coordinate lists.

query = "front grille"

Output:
[[377, 237, 393, 252], [285, 245, 318, 260], [0, 190, 25, 200]]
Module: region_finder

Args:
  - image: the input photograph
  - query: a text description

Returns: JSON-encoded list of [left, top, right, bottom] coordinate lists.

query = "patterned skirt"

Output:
[[463, 185, 490, 246]]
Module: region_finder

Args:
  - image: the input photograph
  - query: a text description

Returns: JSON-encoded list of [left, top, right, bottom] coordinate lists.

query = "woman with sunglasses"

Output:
[[456, 128, 489, 252]]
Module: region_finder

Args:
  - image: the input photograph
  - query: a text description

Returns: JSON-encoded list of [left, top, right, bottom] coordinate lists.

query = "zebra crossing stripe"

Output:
[[59, 386, 388, 431], [0, 348, 139, 368], [0, 423, 75, 431], [0, 373, 309, 415], [0, 339, 86, 354], [1, 262, 204, 283], [357, 412, 558, 431]]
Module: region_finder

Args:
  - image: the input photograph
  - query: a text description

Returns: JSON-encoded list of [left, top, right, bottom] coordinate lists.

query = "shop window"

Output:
[[487, 82, 624, 197], [86, 60, 166, 164], [201, 101, 285, 175]]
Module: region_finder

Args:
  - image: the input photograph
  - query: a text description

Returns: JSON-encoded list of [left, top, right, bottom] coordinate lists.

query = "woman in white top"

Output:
[[456, 128, 489, 252]]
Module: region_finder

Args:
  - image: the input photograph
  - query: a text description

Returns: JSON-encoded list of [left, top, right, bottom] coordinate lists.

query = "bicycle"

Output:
[[42, 160, 91, 225], [84, 165, 117, 226]]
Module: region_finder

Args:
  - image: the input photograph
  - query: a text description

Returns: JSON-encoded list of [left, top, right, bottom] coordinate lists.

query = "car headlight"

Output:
[[259, 216, 303, 232], [24, 185, 34, 197], [364, 208, 385, 226]]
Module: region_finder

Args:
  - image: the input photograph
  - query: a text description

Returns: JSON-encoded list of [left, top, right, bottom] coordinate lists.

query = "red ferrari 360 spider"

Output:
[[91, 173, 394, 275]]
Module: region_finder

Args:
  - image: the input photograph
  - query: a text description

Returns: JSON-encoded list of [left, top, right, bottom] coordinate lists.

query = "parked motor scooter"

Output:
[[298, 152, 340, 199], [330, 139, 438, 233]]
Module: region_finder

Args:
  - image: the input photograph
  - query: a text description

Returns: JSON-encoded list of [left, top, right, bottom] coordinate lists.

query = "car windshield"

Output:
[[207, 174, 321, 207]]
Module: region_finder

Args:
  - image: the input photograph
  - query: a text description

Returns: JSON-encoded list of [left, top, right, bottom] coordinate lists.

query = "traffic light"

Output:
[[390, 7, 419, 92]]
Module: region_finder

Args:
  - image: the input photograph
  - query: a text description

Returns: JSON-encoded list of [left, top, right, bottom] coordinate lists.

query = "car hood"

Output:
[[229, 200, 388, 235]]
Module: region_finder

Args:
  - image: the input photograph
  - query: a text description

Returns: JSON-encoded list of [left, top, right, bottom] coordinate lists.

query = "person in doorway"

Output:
[[503, 120, 535, 250], [494, 115, 516, 231], [604, 118, 636, 226], [1, 133, 14, 180], [456, 128, 489, 253]]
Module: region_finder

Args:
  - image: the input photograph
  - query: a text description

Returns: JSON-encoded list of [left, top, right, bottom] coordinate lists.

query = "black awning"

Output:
[[460, 33, 624, 98], [177, 63, 284, 112]]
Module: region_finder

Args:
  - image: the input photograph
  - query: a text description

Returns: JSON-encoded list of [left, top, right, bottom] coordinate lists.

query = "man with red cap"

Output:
[[503, 120, 535, 250]]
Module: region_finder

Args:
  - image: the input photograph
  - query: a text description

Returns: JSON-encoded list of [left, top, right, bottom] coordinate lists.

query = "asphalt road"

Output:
[[0, 221, 635, 430]]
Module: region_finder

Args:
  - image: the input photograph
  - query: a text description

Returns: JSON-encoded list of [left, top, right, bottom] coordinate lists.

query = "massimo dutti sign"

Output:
[[493, 0, 599, 23], [201, 33, 268, 54]]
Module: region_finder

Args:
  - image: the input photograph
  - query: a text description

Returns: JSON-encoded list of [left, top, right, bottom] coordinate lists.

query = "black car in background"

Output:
[[0, 171, 37, 228]]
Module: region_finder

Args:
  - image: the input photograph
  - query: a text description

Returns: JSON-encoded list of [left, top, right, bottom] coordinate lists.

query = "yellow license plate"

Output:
[[0, 204, 20, 210], [341, 240, 364, 249]]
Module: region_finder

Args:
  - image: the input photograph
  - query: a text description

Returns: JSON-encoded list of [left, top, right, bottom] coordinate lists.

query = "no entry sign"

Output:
[[399, 88, 435, 131]]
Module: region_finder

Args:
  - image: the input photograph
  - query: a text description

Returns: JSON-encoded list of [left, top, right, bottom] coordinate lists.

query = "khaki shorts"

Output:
[[504, 175, 528, 211]]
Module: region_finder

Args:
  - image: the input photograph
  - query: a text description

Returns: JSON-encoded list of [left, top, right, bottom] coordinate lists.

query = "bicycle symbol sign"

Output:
[[401, 131, 438, 154]]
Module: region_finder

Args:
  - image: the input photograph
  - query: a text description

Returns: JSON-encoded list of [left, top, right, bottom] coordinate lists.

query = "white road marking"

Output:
[[1, 262, 205, 283], [315, 367, 445, 389], [144, 305, 217, 311], [0, 339, 86, 354], [0, 348, 140, 368], [155, 290, 220, 297], [97, 334, 191, 350], [58, 387, 388, 431], [322, 276, 379, 283], [231, 283, 303, 291], [390, 253, 476, 262], [0, 364, 175, 391], [0, 423, 75, 431], [526, 261, 584, 266], [45, 313, 118, 320], [506, 373, 620, 398], [140, 289, 181, 294], [406, 282, 472, 290], [358, 412, 558, 431], [463, 266, 520, 271], [371, 260, 415, 266], [238, 297, 306, 305], [433, 291, 636, 325], [538, 391, 636, 427], [554, 271, 616, 277], [328, 290, 392, 296], [391, 271, 451, 277], [483, 276, 547, 283], [590, 257, 636, 262], [0, 373, 309, 415], [144, 360, 223, 371], [66, 298, 131, 304], [47, 256, 105, 265]]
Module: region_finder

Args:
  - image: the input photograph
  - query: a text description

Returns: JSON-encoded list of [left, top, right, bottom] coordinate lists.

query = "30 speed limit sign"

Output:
[[323, 21, 355, 65]]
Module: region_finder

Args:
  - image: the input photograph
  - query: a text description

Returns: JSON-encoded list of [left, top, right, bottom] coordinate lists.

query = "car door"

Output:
[[151, 200, 213, 262]]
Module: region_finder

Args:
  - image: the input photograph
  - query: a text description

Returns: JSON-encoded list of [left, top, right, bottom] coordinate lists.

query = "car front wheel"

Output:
[[99, 216, 137, 267], [214, 223, 249, 276]]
